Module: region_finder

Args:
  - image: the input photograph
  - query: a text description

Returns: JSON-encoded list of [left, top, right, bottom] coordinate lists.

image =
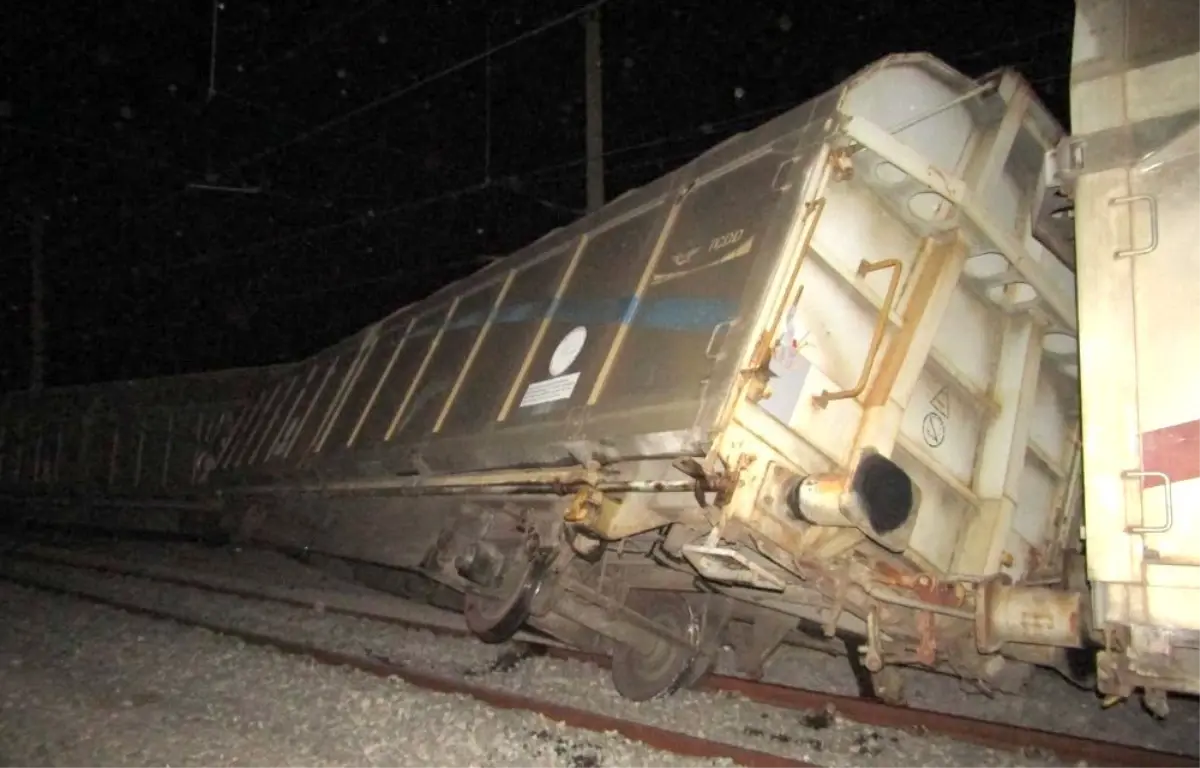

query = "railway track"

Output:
[[0, 574, 800, 767], [1, 541, 1195, 768]]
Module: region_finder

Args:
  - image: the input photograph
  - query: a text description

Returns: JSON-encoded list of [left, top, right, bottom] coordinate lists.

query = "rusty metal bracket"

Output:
[[860, 607, 884, 672], [821, 574, 851, 638], [830, 146, 856, 181], [564, 486, 604, 524]]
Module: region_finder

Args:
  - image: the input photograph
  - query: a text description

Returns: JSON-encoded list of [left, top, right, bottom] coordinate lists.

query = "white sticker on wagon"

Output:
[[519, 372, 581, 407], [549, 326, 587, 377]]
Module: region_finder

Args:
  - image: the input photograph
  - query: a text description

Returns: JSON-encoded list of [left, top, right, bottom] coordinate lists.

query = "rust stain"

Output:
[[1026, 544, 1043, 575], [748, 330, 775, 372], [872, 560, 906, 582], [830, 147, 855, 181], [916, 610, 937, 665], [872, 564, 965, 609]]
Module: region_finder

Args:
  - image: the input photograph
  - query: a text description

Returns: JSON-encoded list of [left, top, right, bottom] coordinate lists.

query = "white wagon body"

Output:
[[1066, 0, 1200, 707]]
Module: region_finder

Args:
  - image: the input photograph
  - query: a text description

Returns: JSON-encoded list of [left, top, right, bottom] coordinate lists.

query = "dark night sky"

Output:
[[0, 0, 1075, 391]]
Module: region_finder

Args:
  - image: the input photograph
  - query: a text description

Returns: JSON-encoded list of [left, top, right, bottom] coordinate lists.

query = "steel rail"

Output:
[[4, 543, 1196, 768], [0, 567, 806, 768]]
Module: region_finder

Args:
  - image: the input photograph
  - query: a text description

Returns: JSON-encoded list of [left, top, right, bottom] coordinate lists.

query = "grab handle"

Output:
[[813, 258, 902, 409], [1110, 195, 1158, 260], [1122, 469, 1174, 534]]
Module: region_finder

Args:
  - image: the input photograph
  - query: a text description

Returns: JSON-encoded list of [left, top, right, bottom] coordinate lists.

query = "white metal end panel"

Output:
[[1126, 133, 1200, 577]]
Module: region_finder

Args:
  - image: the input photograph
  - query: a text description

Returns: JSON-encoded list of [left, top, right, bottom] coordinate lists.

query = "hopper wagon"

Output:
[[2, 0, 1197, 713]]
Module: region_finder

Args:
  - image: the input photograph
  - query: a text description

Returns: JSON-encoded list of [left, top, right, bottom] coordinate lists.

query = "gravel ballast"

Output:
[[0, 581, 736, 768], [19, 539, 1200, 757], [0, 554, 1122, 768]]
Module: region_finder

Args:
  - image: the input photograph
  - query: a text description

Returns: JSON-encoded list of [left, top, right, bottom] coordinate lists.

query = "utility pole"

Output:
[[28, 209, 46, 393], [584, 8, 605, 213]]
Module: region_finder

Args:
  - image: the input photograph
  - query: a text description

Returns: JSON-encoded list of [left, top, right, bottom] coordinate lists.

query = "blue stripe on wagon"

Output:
[[407, 296, 739, 337]]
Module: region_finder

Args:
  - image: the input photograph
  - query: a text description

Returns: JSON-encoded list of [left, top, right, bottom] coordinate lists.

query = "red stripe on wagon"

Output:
[[1140, 419, 1200, 488]]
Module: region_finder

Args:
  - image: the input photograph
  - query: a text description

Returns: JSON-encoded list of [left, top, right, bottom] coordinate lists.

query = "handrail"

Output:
[[812, 257, 903, 409], [1122, 469, 1175, 535]]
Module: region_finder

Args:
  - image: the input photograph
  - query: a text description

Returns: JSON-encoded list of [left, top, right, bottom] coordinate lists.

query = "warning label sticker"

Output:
[[519, 372, 581, 408]]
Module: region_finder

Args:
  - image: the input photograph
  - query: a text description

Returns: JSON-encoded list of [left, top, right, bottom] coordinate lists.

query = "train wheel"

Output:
[[463, 553, 545, 644], [870, 666, 907, 706], [611, 593, 703, 701]]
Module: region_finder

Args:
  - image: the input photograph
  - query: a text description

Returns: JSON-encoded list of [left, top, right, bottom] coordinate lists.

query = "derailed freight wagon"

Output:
[[0, 364, 289, 533], [2, 54, 1091, 701]]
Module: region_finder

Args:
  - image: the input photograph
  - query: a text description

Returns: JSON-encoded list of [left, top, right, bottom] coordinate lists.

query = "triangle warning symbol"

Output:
[[930, 386, 951, 419]]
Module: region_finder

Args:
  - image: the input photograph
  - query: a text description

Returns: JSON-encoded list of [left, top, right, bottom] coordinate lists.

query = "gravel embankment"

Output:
[[0, 581, 734, 768], [0, 552, 1103, 767], [22, 538, 1200, 758]]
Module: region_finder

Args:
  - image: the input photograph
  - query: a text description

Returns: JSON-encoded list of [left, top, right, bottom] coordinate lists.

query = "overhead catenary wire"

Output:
[[219, 0, 614, 177], [3, 3, 1079, 393], [79, 100, 793, 281], [142, 148, 758, 311], [118, 66, 1078, 306], [36, 141, 685, 297], [24, 7, 1071, 285], [19, 0, 615, 276], [195, 10, 1071, 188], [254, 146, 733, 307], [13, 59, 1073, 286], [181, 181, 492, 268], [177, 43, 1074, 256], [44, 73, 937, 291], [11, 11, 1074, 292]]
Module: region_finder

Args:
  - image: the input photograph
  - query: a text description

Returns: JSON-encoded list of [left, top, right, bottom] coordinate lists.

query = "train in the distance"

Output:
[[2, 0, 1196, 714]]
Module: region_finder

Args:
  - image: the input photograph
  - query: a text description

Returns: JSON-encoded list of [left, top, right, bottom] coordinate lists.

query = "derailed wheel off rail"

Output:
[[0, 567, 806, 768], [2, 544, 1194, 768]]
